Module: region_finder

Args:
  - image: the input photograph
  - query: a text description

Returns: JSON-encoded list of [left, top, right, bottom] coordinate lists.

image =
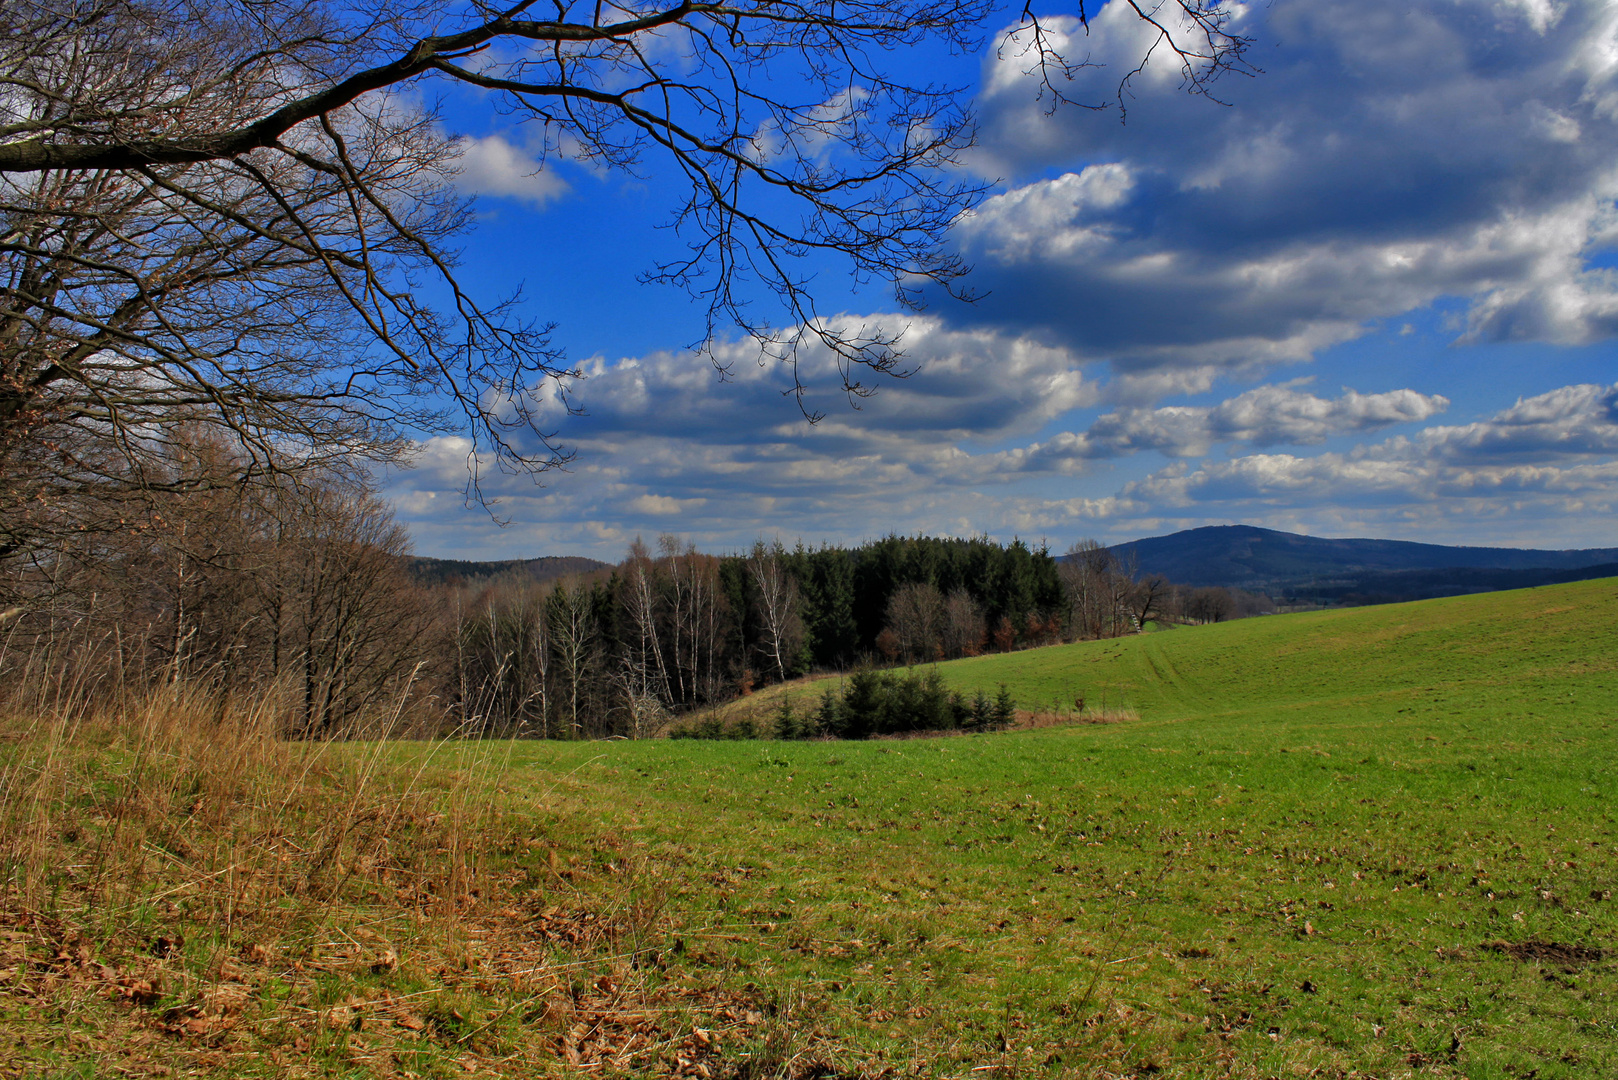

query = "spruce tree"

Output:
[[991, 684, 1017, 730], [813, 684, 842, 739], [969, 687, 992, 730], [773, 696, 800, 740], [841, 669, 886, 740]]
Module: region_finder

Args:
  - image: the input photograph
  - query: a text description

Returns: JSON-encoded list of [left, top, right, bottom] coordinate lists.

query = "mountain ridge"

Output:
[[1110, 524, 1618, 599], [405, 554, 610, 587]]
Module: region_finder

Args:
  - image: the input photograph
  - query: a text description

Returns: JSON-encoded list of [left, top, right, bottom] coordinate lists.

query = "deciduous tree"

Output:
[[748, 539, 803, 684]]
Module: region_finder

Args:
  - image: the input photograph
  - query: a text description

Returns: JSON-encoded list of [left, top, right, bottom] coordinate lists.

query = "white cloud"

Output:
[[385, 316, 1109, 557], [453, 134, 569, 206], [558, 315, 1099, 444], [937, 383, 1448, 481], [1411, 381, 1618, 461], [384, 2, 1618, 559], [935, 0, 1618, 370], [1081, 384, 1451, 458], [630, 494, 707, 516], [1087, 383, 1618, 543], [382, 313, 1539, 558]]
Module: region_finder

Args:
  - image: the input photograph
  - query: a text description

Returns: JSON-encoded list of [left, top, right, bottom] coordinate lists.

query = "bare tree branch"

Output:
[[0, 0, 1252, 572]]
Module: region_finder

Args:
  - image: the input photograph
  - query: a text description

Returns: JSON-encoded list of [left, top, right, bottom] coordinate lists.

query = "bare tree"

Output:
[[455, 581, 552, 736], [658, 533, 690, 703], [546, 576, 596, 739], [941, 588, 985, 659], [1062, 538, 1150, 640], [748, 539, 802, 684], [885, 581, 946, 663], [1109, 549, 1147, 637], [670, 542, 726, 705], [621, 537, 671, 705], [285, 485, 426, 735], [0, 1, 1252, 578], [1062, 538, 1111, 640], [4, 432, 432, 731], [1185, 586, 1233, 624], [1128, 572, 1172, 631]]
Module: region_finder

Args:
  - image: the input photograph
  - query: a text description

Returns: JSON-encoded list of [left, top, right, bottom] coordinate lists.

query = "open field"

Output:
[[3, 578, 1616, 1077]]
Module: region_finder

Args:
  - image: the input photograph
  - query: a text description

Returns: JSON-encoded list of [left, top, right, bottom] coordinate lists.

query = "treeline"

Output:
[[448, 533, 1064, 737], [445, 533, 1272, 738], [3, 448, 1268, 740], [670, 670, 1017, 741], [1, 447, 432, 739]]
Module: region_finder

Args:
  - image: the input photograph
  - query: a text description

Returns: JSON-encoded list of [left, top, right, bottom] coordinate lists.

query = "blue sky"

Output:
[[385, 0, 1618, 561]]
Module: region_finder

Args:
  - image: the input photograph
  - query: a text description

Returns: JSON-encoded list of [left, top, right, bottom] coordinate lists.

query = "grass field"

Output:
[[4, 578, 1616, 1078]]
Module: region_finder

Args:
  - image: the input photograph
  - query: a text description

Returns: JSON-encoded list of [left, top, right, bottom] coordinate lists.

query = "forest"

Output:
[[1, 462, 1266, 740]]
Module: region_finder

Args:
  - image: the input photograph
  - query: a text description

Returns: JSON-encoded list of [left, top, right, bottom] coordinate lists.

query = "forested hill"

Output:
[[406, 555, 610, 587], [1112, 524, 1618, 594]]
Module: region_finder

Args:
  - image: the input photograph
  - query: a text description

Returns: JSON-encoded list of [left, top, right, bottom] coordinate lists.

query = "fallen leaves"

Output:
[[149, 935, 184, 959]]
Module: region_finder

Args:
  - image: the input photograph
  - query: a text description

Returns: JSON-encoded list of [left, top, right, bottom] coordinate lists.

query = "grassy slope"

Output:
[[6, 580, 1614, 1078], [934, 580, 1615, 734], [518, 579, 1618, 1078]]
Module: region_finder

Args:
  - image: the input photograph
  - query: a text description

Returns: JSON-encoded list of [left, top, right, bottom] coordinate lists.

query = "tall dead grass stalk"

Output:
[[0, 666, 515, 940]]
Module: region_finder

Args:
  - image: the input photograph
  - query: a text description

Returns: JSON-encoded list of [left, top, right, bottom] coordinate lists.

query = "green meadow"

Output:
[[515, 578, 1618, 1077], [4, 577, 1614, 1078]]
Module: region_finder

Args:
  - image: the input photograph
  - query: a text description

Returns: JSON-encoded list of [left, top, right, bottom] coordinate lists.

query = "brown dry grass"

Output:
[[1014, 707, 1137, 729], [0, 676, 855, 1079]]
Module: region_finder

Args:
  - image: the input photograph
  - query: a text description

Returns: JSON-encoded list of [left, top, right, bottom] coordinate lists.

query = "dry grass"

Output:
[[0, 675, 853, 1079], [1014, 707, 1137, 729]]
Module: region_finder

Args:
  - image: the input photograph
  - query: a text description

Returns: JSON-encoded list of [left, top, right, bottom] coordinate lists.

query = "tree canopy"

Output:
[[0, 0, 1251, 572]]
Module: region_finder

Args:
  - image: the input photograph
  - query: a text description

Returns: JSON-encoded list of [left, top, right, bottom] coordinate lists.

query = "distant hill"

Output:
[[406, 554, 610, 587], [1280, 562, 1618, 606], [1110, 524, 1618, 602]]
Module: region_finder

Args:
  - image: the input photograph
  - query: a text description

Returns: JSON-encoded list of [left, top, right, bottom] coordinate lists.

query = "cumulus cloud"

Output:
[[453, 134, 569, 206], [384, 316, 1103, 556], [1098, 383, 1618, 540], [920, 384, 1618, 550], [1076, 384, 1449, 459], [385, 382, 1618, 558], [630, 494, 707, 516], [556, 315, 1097, 444], [1409, 382, 1618, 461], [935, 0, 1618, 369], [937, 383, 1448, 480], [383, 312, 1499, 557]]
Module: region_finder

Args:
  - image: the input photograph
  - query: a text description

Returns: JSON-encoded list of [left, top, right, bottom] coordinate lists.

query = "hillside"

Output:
[[698, 573, 1618, 738], [405, 553, 609, 586], [933, 573, 1618, 730], [1279, 561, 1618, 605], [6, 577, 1616, 1078], [1111, 523, 1618, 596]]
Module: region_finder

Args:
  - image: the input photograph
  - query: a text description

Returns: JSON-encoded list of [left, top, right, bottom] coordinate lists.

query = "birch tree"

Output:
[[748, 539, 802, 684]]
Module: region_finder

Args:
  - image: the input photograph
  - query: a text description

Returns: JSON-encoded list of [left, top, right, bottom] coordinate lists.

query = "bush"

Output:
[[825, 667, 999, 739]]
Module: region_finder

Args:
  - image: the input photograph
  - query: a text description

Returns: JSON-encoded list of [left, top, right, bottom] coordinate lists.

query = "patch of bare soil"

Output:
[[1481, 939, 1606, 965]]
